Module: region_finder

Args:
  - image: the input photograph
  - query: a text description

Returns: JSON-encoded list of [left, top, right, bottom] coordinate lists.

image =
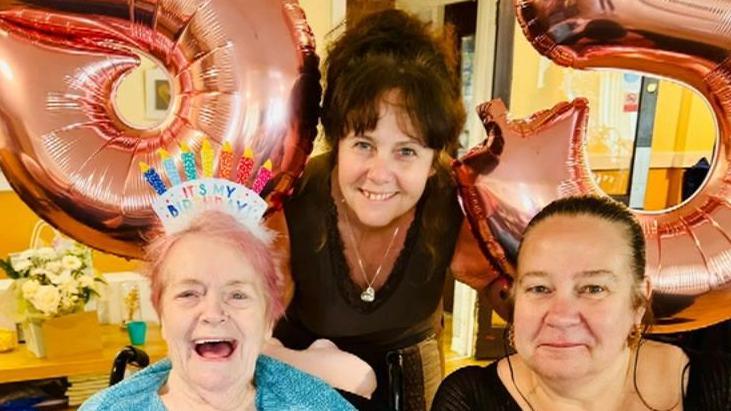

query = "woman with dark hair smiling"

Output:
[[433, 196, 731, 410], [270, 8, 490, 410]]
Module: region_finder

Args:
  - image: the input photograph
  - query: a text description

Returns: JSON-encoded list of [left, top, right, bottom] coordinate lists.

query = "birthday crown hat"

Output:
[[140, 139, 274, 242]]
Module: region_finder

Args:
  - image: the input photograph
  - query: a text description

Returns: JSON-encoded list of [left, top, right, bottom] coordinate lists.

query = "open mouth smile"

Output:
[[192, 338, 238, 361]]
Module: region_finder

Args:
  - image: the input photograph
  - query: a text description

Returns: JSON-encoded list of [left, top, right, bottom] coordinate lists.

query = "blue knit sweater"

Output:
[[80, 355, 355, 410]]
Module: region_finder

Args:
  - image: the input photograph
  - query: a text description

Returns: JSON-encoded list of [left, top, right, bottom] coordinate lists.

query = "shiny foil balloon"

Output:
[[459, 0, 731, 332], [454, 99, 593, 320], [0, 0, 320, 259]]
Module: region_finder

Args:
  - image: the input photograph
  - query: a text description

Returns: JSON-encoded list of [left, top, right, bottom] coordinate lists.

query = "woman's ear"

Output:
[[159, 320, 167, 341], [265, 319, 274, 341], [641, 276, 652, 301], [634, 276, 652, 324]]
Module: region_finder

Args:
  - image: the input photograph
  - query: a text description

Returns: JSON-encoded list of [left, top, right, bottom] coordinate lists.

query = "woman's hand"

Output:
[[263, 338, 377, 399]]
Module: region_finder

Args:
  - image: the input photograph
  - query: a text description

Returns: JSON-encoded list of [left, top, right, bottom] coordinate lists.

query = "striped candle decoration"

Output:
[[158, 149, 182, 186], [251, 159, 272, 194], [200, 138, 214, 178], [139, 162, 167, 194], [179, 143, 197, 181], [217, 141, 234, 179], [235, 148, 255, 185]]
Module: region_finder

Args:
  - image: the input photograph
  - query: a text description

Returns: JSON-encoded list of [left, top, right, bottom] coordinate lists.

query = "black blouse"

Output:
[[432, 350, 731, 410], [276, 153, 462, 348], [274, 153, 463, 404]]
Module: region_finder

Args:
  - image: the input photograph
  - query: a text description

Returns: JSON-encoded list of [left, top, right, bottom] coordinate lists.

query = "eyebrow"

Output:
[[173, 278, 204, 287], [354, 133, 425, 146], [518, 271, 548, 285], [172, 278, 254, 287], [519, 269, 619, 283], [575, 270, 619, 282]]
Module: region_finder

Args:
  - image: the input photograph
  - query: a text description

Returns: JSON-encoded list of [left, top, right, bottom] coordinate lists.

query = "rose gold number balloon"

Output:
[[0, 0, 320, 259], [458, 0, 731, 332], [454, 99, 592, 321]]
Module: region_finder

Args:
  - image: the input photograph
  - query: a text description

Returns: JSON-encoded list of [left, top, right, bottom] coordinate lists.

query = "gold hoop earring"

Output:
[[627, 323, 643, 350], [507, 324, 515, 349]]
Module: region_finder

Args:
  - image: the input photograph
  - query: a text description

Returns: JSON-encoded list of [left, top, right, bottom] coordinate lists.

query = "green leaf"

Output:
[[0, 258, 20, 279]]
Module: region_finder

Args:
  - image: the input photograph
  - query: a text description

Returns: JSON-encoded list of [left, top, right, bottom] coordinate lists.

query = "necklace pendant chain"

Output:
[[341, 198, 400, 303], [360, 286, 376, 302]]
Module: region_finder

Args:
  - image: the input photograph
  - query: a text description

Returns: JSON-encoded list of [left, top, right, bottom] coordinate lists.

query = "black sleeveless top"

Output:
[[274, 153, 463, 391], [432, 350, 731, 410], [276, 153, 462, 347]]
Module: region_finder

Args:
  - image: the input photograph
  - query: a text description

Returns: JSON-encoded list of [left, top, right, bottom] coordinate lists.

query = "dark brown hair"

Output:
[[320, 9, 466, 267], [321, 9, 465, 156]]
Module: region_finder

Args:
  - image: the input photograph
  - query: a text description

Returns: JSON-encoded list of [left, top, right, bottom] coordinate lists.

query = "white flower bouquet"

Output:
[[0, 239, 105, 321]]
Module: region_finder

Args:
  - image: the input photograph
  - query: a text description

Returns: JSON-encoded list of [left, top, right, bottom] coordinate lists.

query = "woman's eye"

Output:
[[353, 140, 372, 151], [230, 291, 248, 300], [176, 290, 199, 299], [525, 285, 550, 294], [397, 147, 417, 158], [580, 285, 607, 294]]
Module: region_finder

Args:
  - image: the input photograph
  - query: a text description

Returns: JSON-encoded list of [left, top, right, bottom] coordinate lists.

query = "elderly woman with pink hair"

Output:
[[81, 210, 358, 410]]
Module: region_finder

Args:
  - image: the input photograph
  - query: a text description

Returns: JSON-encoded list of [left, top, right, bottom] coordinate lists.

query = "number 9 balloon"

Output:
[[457, 0, 731, 332], [0, 0, 320, 259]]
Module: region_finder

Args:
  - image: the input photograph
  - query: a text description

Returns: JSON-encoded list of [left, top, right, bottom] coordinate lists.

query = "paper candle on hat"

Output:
[[158, 149, 182, 186], [179, 143, 197, 181], [252, 159, 272, 194], [217, 141, 234, 179], [201, 138, 215, 178], [235, 148, 255, 184], [139, 162, 167, 195]]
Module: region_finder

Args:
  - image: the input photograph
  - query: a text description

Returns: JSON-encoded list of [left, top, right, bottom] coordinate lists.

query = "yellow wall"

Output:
[[0, 192, 139, 278]]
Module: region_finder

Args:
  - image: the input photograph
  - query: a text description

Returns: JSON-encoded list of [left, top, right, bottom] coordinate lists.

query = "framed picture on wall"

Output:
[[144, 68, 171, 120]]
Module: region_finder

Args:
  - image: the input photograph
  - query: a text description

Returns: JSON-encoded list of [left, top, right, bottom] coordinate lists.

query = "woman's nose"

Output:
[[366, 155, 393, 184], [200, 295, 228, 325], [545, 294, 581, 327]]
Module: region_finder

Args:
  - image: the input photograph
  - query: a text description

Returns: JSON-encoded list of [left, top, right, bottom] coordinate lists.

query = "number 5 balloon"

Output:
[[0, 0, 320, 259], [457, 0, 731, 332]]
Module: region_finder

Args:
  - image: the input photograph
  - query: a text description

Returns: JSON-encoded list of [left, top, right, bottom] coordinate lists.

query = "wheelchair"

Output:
[[108, 345, 150, 386]]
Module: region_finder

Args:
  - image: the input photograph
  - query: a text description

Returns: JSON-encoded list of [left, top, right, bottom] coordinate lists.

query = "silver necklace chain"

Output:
[[340, 198, 400, 302]]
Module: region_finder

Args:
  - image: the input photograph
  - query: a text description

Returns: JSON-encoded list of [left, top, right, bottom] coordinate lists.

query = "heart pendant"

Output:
[[360, 286, 375, 302]]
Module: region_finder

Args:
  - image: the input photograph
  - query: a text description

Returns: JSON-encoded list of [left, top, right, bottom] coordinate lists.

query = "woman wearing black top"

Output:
[[269, 9, 491, 411], [434, 196, 731, 410]]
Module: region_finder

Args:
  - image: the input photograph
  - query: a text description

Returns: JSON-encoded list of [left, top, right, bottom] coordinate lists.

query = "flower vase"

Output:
[[22, 311, 102, 359], [22, 320, 45, 357]]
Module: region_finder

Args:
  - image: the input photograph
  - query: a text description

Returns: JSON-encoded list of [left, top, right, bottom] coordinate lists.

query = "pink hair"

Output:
[[144, 211, 285, 324]]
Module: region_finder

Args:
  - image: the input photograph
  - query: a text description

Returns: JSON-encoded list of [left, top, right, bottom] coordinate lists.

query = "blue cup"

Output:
[[127, 321, 147, 345]]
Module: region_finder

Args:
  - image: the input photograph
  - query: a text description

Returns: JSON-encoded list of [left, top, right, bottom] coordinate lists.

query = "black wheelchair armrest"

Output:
[[109, 345, 150, 386]]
